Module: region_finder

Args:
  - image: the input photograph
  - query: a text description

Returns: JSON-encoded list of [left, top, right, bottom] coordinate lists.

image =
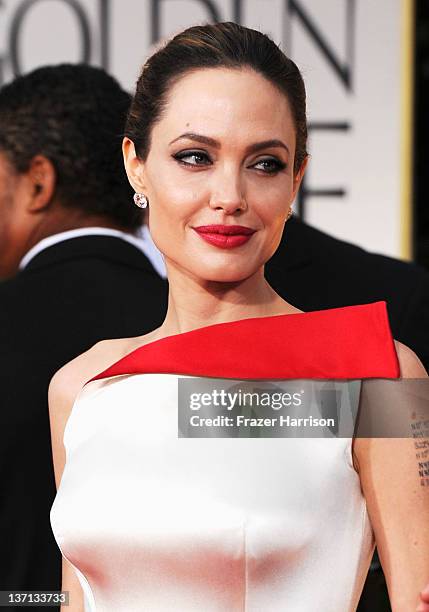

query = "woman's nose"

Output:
[[208, 171, 247, 214]]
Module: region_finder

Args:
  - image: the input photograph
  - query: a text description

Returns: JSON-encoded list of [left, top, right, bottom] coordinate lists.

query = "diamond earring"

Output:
[[133, 192, 148, 208]]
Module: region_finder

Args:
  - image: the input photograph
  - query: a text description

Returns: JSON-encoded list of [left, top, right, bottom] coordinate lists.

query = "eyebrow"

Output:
[[169, 132, 290, 155]]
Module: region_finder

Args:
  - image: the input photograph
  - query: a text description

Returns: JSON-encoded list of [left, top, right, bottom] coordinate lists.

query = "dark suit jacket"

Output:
[[0, 236, 168, 609], [266, 216, 429, 371]]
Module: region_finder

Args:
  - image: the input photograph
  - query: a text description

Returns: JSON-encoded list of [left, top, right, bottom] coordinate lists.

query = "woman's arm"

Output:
[[49, 358, 89, 612], [48, 338, 132, 611], [59, 559, 85, 612], [418, 584, 429, 611], [354, 341, 429, 611]]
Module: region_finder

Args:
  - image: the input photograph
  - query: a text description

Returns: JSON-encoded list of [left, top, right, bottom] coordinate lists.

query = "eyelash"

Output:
[[172, 151, 287, 174]]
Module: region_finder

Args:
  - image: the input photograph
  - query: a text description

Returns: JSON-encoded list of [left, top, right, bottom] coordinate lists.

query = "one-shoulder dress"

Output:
[[50, 301, 400, 611]]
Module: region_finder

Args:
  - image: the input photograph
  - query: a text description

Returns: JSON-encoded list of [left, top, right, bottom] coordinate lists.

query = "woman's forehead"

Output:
[[155, 68, 296, 145]]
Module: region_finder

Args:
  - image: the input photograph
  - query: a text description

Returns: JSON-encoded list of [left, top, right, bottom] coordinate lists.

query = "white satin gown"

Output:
[[50, 301, 400, 611]]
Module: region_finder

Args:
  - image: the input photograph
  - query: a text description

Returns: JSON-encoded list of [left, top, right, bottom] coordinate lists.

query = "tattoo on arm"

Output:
[[412, 416, 429, 486]]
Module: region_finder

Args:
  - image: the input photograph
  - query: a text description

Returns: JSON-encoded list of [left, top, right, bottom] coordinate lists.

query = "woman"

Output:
[[49, 22, 429, 611]]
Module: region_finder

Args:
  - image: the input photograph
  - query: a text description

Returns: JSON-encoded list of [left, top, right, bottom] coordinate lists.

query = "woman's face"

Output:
[[124, 67, 306, 283]]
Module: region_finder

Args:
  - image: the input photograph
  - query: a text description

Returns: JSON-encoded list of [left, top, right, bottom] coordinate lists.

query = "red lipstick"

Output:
[[193, 225, 256, 249]]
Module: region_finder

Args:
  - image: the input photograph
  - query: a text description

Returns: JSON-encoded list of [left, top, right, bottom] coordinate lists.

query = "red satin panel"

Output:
[[89, 301, 400, 382]]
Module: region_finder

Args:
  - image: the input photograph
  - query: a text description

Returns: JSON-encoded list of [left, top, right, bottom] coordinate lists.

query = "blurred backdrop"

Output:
[[0, 0, 426, 267], [415, 0, 429, 269]]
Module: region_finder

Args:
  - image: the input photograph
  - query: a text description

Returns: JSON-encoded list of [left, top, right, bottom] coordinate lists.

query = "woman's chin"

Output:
[[165, 252, 262, 284], [190, 264, 257, 284]]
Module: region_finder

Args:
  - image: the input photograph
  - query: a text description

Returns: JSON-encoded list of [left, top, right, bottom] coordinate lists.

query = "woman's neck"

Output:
[[158, 266, 302, 336]]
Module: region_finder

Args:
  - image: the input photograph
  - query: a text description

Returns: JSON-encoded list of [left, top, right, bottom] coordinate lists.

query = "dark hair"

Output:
[[125, 21, 308, 175], [0, 64, 142, 229]]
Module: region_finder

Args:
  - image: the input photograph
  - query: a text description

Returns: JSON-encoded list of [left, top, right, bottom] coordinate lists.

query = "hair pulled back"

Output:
[[125, 21, 307, 175]]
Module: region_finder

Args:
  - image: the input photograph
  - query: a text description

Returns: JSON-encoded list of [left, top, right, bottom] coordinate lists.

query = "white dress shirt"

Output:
[[18, 226, 167, 279]]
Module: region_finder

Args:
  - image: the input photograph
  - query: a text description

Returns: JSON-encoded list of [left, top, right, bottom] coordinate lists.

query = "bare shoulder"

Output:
[[393, 340, 428, 378], [48, 330, 163, 489], [49, 339, 124, 411], [352, 340, 428, 474], [49, 329, 161, 414]]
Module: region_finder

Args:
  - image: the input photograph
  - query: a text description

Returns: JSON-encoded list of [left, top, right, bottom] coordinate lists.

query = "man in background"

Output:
[[0, 64, 167, 608]]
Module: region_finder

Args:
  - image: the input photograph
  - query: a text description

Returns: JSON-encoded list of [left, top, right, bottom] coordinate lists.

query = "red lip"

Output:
[[194, 225, 256, 235], [193, 225, 256, 249]]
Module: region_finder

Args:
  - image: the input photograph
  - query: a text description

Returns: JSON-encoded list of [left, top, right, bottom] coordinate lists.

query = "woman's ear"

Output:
[[122, 137, 147, 193], [291, 155, 309, 202]]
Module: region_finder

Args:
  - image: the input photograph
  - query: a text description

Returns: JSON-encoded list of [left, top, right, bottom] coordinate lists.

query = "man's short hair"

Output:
[[0, 63, 141, 229]]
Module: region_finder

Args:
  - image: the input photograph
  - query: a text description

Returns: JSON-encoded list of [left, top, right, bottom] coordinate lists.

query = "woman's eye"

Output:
[[173, 152, 286, 174], [173, 151, 211, 166], [253, 158, 286, 174]]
